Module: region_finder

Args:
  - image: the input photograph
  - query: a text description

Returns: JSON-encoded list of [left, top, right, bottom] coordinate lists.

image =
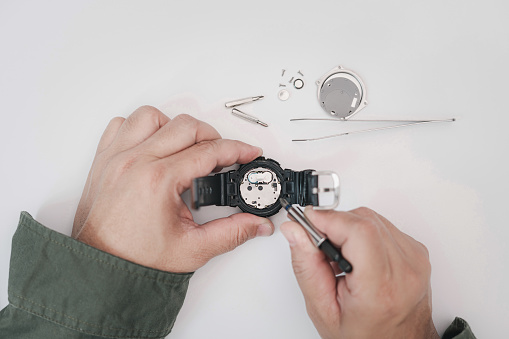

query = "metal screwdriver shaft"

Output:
[[231, 108, 268, 127], [225, 96, 264, 108]]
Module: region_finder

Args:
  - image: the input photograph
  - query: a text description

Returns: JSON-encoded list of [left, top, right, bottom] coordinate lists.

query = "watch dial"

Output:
[[239, 167, 281, 209]]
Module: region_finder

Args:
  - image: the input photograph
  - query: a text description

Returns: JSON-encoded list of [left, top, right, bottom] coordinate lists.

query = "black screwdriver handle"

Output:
[[319, 239, 353, 273]]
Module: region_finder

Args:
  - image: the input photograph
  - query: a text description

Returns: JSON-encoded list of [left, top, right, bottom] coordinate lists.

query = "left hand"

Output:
[[72, 106, 274, 272]]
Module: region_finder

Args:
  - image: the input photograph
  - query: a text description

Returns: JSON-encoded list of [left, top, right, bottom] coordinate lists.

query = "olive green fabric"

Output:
[[0, 212, 477, 338], [0, 212, 192, 338], [443, 317, 477, 339]]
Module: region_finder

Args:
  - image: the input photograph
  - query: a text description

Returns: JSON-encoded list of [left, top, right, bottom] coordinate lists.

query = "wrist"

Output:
[[407, 307, 440, 339]]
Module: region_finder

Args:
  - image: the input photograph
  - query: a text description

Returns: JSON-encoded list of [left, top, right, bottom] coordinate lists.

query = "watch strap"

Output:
[[282, 169, 319, 207], [192, 171, 241, 209]]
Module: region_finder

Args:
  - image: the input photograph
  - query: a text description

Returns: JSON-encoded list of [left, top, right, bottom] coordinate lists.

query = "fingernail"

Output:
[[256, 222, 273, 237], [304, 205, 314, 216], [280, 226, 296, 246], [256, 147, 263, 157]]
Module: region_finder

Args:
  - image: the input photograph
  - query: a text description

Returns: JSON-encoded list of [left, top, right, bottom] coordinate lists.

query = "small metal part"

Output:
[[292, 119, 456, 142], [240, 168, 281, 209], [298, 70, 304, 76], [225, 96, 264, 108], [279, 84, 286, 87], [282, 69, 286, 76], [293, 78, 304, 89], [231, 108, 269, 127], [248, 170, 274, 184], [278, 89, 290, 101], [289, 76, 294, 83]]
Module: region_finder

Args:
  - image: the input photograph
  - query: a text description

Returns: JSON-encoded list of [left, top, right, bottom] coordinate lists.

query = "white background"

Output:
[[1, 1, 508, 338]]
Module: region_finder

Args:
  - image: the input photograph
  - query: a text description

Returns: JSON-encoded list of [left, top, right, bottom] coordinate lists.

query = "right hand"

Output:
[[280, 207, 439, 339]]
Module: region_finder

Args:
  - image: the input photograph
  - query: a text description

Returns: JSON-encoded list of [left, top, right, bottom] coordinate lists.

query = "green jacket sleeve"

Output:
[[0, 212, 193, 339], [442, 317, 477, 339]]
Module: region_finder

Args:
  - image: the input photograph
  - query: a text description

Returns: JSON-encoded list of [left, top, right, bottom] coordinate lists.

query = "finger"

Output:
[[97, 117, 125, 153], [140, 114, 222, 158], [280, 221, 339, 323], [195, 213, 274, 258], [304, 207, 390, 282], [304, 207, 360, 247], [167, 139, 263, 194], [113, 105, 170, 151]]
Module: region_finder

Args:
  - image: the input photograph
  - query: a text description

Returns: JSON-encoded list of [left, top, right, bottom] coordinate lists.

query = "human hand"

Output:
[[280, 207, 439, 339], [72, 106, 274, 272]]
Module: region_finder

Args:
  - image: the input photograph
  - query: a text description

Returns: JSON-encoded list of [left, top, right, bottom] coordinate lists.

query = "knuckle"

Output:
[[355, 218, 379, 238], [126, 106, 160, 127], [135, 105, 159, 115], [110, 116, 126, 125], [417, 243, 432, 277], [137, 105, 161, 121], [190, 140, 220, 172], [231, 225, 254, 247], [417, 240, 430, 259], [353, 206, 376, 217], [196, 139, 220, 154], [291, 251, 324, 282], [291, 257, 307, 277], [173, 114, 198, 128]]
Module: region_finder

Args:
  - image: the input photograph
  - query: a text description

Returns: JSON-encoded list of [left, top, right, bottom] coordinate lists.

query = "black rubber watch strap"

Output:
[[192, 171, 241, 209], [192, 172, 226, 208], [282, 169, 319, 207]]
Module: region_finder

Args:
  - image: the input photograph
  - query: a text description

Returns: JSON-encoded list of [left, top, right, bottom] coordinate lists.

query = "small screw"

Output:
[[282, 69, 286, 76], [279, 83, 286, 87], [298, 70, 304, 76], [289, 76, 294, 83]]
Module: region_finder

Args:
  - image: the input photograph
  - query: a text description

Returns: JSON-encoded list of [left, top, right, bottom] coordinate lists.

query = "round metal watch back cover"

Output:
[[317, 66, 367, 119]]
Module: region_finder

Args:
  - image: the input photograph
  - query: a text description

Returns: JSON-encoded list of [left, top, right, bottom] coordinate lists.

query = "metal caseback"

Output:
[[316, 65, 368, 120]]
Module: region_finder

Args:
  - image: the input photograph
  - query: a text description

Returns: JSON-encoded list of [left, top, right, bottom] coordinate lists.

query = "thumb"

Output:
[[280, 221, 339, 318], [199, 213, 274, 257]]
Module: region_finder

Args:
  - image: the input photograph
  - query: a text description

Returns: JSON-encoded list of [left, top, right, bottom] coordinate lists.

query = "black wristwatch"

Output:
[[191, 157, 340, 217]]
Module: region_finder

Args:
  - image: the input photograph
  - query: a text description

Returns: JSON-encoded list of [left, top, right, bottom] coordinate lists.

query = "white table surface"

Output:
[[1, 1, 508, 338]]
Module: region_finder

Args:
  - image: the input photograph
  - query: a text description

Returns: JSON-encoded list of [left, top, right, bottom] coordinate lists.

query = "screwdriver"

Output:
[[225, 95, 264, 108], [280, 198, 352, 273], [231, 108, 269, 127]]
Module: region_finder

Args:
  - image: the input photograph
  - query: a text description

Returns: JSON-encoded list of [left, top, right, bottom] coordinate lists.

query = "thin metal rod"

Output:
[[292, 119, 455, 142], [291, 118, 456, 122]]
